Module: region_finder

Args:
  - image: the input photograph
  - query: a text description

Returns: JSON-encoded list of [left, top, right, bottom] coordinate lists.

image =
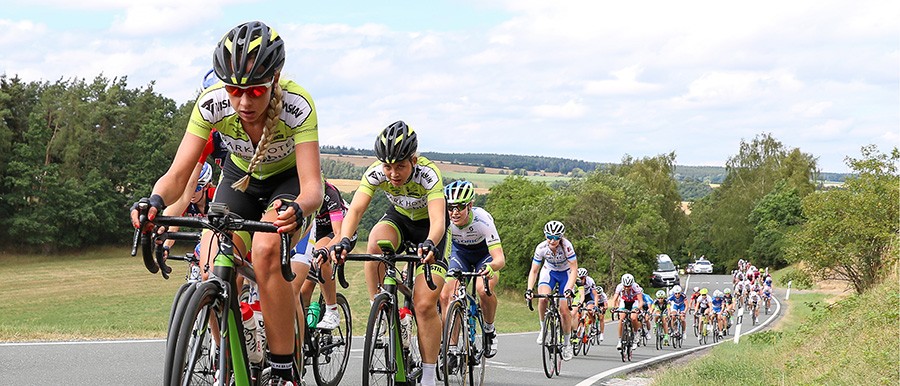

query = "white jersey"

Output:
[[614, 283, 643, 302], [532, 238, 577, 272], [449, 207, 502, 254]]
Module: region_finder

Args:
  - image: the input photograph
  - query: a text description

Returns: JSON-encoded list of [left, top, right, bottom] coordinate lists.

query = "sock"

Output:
[[564, 332, 571, 346], [484, 323, 495, 333], [269, 353, 293, 380], [326, 303, 338, 312], [421, 363, 437, 386]]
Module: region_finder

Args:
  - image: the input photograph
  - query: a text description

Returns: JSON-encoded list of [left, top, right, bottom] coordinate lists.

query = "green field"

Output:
[[0, 246, 538, 341]]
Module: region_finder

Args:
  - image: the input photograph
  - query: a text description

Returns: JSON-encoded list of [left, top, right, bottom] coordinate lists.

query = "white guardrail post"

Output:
[[733, 307, 744, 344], [785, 280, 792, 300]]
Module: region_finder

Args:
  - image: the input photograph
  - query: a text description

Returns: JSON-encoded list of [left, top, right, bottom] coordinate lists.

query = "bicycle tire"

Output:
[[572, 323, 581, 357], [541, 316, 555, 379], [553, 313, 562, 376], [312, 293, 353, 386], [655, 322, 663, 350], [169, 281, 221, 386], [581, 323, 591, 356], [470, 307, 486, 386], [165, 281, 197, 383], [363, 293, 396, 386], [441, 300, 469, 386]]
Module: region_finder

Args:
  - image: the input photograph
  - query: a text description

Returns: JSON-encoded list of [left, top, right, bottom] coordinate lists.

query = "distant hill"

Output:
[[320, 145, 849, 183]]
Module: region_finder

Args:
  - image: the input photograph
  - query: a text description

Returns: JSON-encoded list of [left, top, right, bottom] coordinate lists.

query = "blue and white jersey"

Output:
[[532, 238, 577, 272], [668, 293, 687, 307], [450, 207, 502, 258]]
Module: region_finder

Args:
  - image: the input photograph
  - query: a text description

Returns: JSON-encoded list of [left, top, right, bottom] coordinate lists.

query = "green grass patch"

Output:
[[772, 264, 813, 290], [651, 276, 899, 385], [0, 246, 537, 341]]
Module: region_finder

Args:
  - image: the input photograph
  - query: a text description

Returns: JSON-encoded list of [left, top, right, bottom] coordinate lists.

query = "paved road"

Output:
[[0, 274, 783, 385]]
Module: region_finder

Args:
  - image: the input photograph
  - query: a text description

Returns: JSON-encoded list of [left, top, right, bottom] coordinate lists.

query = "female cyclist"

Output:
[[131, 21, 322, 386]]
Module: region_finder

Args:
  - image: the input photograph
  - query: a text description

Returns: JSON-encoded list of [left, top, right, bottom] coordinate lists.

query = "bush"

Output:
[[779, 266, 813, 289]]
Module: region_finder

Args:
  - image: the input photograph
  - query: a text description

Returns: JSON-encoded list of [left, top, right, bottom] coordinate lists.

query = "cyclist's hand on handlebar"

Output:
[[331, 237, 353, 264], [524, 289, 533, 301], [418, 239, 436, 264], [130, 195, 166, 229], [564, 288, 574, 299], [274, 199, 305, 234], [478, 264, 495, 279], [313, 248, 329, 266]]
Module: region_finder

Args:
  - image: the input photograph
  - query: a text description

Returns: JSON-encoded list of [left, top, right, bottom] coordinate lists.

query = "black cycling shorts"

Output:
[[214, 157, 299, 221], [376, 206, 451, 270]]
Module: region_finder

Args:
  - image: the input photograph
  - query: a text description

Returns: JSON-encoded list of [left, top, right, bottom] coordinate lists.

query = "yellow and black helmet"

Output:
[[374, 121, 418, 164], [213, 21, 285, 86]]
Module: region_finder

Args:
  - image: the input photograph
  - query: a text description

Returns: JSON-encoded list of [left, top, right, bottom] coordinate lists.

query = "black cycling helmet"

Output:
[[374, 121, 418, 164], [213, 21, 285, 86]]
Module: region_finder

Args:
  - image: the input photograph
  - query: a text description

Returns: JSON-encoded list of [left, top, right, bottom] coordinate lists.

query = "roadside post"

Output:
[[785, 280, 792, 300], [733, 307, 744, 344]]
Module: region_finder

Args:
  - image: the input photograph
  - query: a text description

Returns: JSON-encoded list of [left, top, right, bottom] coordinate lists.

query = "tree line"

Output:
[[2, 76, 893, 296]]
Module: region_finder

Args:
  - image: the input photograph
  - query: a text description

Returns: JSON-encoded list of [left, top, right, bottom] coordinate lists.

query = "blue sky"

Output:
[[2, 0, 898, 173]]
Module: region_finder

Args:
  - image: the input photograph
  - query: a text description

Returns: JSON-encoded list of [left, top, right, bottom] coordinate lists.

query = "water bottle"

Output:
[[398, 307, 413, 348], [250, 301, 266, 352], [240, 302, 263, 364], [306, 302, 322, 329]]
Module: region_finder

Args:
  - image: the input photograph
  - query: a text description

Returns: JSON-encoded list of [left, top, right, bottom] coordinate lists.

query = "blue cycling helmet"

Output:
[[196, 162, 213, 191], [202, 68, 218, 89]]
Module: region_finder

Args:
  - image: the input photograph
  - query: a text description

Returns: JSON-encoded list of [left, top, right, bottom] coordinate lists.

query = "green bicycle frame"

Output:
[[214, 248, 252, 386]]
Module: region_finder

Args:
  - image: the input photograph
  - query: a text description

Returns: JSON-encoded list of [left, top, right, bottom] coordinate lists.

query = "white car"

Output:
[[692, 260, 714, 274]]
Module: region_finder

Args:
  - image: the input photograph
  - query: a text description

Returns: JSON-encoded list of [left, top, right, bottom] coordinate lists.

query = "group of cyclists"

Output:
[[129, 19, 779, 386]]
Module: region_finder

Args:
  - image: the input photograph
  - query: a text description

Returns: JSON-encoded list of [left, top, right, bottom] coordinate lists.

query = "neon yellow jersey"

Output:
[[186, 79, 318, 180], [357, 157, 444, 221], [573, 285, 585, 304]]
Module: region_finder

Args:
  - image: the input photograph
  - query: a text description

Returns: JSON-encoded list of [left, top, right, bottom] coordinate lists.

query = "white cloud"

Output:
[[791, 101, 833, 118], [584, 65, 661, 96], [532, 99, 587, 119], [673, 70, 803, 107]]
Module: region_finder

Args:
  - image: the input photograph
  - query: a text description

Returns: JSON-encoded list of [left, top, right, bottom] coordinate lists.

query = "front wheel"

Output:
[[540, 316, 556, 379], [363, 293, 396, 386], [313, 293, 353, 386], [441, 300, 469, 386], [169, 281, 221, 386]]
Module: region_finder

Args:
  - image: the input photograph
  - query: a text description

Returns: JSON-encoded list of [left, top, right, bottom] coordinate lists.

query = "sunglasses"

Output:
[[545, 234, 561, 241], [195, 183, 207, 192], [448, 203, 468, 212], [224, 80, 273, 98]]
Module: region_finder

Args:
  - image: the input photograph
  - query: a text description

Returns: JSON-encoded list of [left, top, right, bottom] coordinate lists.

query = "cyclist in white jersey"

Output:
[[524, 220, 578, 361], [609, 273, 644, 350], [440, 180, 506, 358]]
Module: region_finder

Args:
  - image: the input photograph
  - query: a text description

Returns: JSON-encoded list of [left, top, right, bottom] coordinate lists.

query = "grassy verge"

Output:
[[0, 247, 536, 341], [651, 274, 899, 385]]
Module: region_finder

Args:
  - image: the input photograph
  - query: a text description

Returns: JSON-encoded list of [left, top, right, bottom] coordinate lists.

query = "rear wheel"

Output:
[[363, 293, 395, 386], [313, 293, 353, 386], [581, 322, 591, 355], [441, 300, 469, 386]]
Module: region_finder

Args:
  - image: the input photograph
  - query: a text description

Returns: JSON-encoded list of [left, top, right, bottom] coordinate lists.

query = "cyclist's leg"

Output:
[[440, 246, 469, 321], [363, 221, 401, 301], [291, 224, 315, 332], [412, 226, 449, 385]]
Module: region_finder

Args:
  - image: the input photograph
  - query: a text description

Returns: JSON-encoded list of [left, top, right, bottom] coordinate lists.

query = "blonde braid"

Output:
[[231, 82, 284, 192]]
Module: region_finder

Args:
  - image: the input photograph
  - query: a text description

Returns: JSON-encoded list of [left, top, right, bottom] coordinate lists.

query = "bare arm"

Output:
[[275, 141, 323, 233], [526, 262, 542, 291], [487, 246, 506, 271], [425, 197, 446, 244], [339, 189, 372, 243]]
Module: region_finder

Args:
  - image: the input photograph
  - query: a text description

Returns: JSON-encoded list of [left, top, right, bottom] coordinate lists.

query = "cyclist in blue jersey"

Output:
[[641, 291, 654, 335], [524, 220, 578, 361], [711, 290, 727, 337], [667, 285, 687, 337], [440, 180, 506, 358]]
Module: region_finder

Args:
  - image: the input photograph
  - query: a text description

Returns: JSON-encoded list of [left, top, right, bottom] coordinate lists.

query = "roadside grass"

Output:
[[0, 246, 536, 341], [651, 275, 899, 385]]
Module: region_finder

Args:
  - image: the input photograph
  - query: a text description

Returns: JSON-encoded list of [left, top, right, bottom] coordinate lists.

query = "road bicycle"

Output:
[[333, 240, 437, 386], [653, 312, 667, 350], [134, 201, 304, 386], [440, 269, 492, 386], [613, 309, 637, 362], [697, 311, 710, 345], [572, 304, 593, 356], [711, 311, 722, 343], [669, 311, 684, 349], [527, 290, 571, 378], [291, 288, 353, 386], [589, 305, 606, 346]]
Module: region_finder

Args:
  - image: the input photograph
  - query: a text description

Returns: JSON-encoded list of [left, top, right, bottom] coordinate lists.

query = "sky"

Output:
[[2, 0, 898, 173]]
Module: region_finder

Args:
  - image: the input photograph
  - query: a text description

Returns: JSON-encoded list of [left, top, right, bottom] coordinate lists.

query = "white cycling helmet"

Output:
[[713, 290, 723, 298], [577, 267, 588, 278], [196, 162, 213, 191], [693, 286, 700, 293], [655, 290, 666, 299], [544, 220, 565, 237], [621, 273, 634, 286], [672, 285, 682, 294]]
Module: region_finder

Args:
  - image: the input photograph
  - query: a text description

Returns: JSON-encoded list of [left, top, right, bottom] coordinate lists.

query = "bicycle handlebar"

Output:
[[527, 292, 573, 312], [445, 269, 492, 297], [333, 252, 437, 291], [131, 209, 294, 282]]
